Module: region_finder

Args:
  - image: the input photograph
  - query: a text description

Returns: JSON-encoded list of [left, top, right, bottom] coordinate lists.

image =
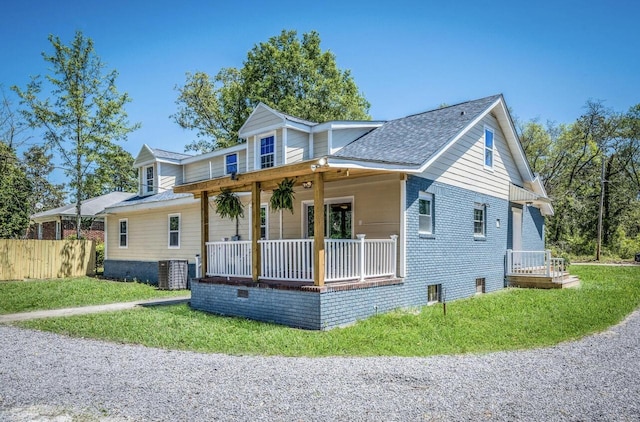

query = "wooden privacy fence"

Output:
[[0, 239, 96, 281]]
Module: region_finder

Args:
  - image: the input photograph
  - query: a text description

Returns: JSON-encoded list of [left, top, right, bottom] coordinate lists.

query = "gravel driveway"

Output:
[[1, 310, 639, 421]]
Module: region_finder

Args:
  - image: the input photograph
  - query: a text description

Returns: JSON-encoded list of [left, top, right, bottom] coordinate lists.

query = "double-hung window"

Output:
[[484, 127, 494, 169], [168, 214, 180, 248], [119, 219, 128, 248], [225, 153, 238, 175], [144, 165, 154, 194], [260, 136, 275, 169], [474, 203, 486, 237], [418, 192, 434, 235]]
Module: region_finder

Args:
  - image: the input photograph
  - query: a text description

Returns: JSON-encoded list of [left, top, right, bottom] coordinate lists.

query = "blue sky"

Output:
[[2, 0, 639, 178]]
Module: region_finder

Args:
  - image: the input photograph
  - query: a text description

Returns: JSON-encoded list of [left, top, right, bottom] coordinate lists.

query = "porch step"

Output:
[[506, 273, 580, 289]]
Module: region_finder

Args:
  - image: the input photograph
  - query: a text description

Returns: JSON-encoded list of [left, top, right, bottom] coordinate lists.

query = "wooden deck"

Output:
[[506, 271, 581, 289]]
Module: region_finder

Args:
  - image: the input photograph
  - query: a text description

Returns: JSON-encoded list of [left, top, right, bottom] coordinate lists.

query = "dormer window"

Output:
[[260, 136, 275, 169], [145, 165, 154, 194]]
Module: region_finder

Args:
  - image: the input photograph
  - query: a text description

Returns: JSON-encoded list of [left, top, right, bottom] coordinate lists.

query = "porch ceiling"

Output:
[[173, 158, 395, 196]]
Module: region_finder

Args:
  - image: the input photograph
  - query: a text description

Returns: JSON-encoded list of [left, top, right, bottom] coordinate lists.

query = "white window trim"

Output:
[[168, 213, 181, 249], [483, 125, 495, 171], [119, 218, 128, 249], [144, 164, 155, 195], [418, 191, 434, 235], [474, 203, 486, 238], [225, 152, 239, 175], [256, 132, 277, 170], [301, 196, 355, 239]]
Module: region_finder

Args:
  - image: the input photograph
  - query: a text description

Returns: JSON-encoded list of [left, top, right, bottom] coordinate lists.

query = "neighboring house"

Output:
[[28, 191, 135, 241], [105, 94, 574, 329]]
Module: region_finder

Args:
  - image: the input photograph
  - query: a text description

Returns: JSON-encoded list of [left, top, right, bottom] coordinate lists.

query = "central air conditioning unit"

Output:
[[158, 260, 188, 290]]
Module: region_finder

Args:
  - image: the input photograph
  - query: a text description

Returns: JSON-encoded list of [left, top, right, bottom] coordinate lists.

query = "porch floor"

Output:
[[197, 276, 404, 293], [506, 272, 581, 289]]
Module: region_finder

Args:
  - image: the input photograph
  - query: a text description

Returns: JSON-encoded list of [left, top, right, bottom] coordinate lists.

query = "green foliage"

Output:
[[18, 266, 640, 356], [520, 101, 640, 260], [214, 188, 244, 222], [173, 30, 370, 153], [270, 178, 296, 214], [0, 143, 31, 238], [22, 145, 66, 213], [83, 144, 137, 199], [95, 241, 105, 269], [13, 31, 139, 238], [0, 277, 185, 315]]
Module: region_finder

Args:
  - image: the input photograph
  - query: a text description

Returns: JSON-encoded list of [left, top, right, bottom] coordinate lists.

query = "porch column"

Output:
[[313, 172, 325, 286], [200, 191, 209, 277], [251, 182, 261, 282]]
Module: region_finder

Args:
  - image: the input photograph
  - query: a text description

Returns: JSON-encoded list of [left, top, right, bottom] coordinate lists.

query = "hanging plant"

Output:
[[270, 178, 296, 214], [214, 188, 244, 237]]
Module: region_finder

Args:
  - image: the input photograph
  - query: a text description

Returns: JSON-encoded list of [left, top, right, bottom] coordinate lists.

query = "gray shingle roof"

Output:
[[104, 189, 193, 211], [152, 148, 192, 161], [31, 192, 136, 220], [332, 94, 502, 166]]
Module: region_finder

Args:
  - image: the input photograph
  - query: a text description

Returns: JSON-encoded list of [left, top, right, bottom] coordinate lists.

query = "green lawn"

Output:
[[14, 266, 640, 357], [0, 277, 188, 314]]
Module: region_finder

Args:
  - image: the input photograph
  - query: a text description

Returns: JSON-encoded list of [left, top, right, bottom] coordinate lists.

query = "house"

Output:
[[28, 191, 135, 241], [104, 94, 575, 329]]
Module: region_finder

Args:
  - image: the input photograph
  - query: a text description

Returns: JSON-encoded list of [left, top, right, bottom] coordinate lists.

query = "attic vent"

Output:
[[237, 289, 249, 298]]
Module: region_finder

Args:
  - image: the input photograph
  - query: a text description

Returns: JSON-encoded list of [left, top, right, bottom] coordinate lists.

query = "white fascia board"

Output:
[[327, 158, 419, 173], [312, 121, 384, 132], [134, 158, 179, 169], [180, 143, 246, 165], [415, 98, 502, 174], [494, 100, 536, 183], [103, 196, 198, 214]]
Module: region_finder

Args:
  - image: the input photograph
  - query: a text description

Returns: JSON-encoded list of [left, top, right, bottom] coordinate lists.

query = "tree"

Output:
[[173, 30, 370, 153], [83, 144, 137, 198], [0, 143, 31, 238], [13, 31, 139, 238], [22, 145, 66, 214]]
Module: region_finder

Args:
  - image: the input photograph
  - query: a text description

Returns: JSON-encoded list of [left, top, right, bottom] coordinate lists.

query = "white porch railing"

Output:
[[205, 235, 398, 282], [260, 239, 314, 282], [206, 241, 252, 277], [506, 249, 566, 282]]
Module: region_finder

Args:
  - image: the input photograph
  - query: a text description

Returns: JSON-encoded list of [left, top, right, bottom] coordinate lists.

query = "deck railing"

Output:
[[260, 239, 314, 282], [506, 249, 565, 282], [205, 235, 398, 282], [206, 240, 252, 277]]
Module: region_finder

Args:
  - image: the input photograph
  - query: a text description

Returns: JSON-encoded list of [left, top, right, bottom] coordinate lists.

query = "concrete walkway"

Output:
[[0, 296, 190, 323]]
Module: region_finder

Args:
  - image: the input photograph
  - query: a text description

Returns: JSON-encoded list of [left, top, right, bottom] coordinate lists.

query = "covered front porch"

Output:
[[174, 158, 404, 288]]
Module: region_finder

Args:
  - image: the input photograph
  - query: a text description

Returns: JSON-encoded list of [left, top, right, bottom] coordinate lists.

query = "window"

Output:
[[225, 153, 238, 175], [474, 203, 486, 237], [119, 219, 128, 248], [145, 165, 154, 193], [427, 284, 441, 304], [476, 277, 486, 294], [168, 214, 180, 248], [260, 205, 267, 239], [260, 136, 275, 169], [484, 127, 494, 169], [418, 192, 434, 235], [304, 199, 353, 239]]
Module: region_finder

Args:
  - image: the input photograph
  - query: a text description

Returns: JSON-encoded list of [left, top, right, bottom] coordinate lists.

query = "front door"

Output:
[[512, 207, 523, 251]]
